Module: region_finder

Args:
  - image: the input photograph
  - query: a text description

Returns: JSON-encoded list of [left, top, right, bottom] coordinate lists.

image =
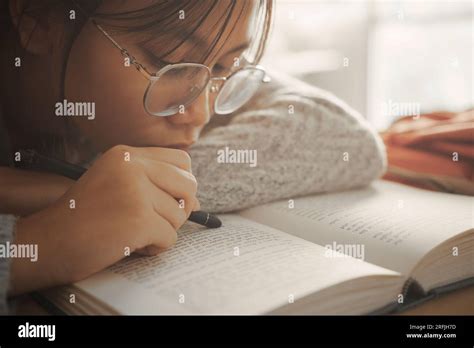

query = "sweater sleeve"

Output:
[[0, 214, 17, 314], [189, 69, 387, 213]]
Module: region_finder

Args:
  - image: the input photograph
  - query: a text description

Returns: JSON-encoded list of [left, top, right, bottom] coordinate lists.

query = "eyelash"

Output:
[[141, 46, 234, 77], [212, 64, 228, 75]]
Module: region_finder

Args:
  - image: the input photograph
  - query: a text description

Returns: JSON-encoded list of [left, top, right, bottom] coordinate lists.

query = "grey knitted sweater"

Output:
[[0, 71, 386, 313]]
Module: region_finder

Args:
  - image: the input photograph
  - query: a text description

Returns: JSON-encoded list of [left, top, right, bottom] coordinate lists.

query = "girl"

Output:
[[0, 0, 386, 313]]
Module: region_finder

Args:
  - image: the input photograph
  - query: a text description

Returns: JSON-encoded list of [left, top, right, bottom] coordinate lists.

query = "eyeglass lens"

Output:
[[144, 65, 264, 116]]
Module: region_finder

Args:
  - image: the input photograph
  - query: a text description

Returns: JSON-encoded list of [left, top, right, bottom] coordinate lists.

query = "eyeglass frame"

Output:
[[91, 20, 271, 116]]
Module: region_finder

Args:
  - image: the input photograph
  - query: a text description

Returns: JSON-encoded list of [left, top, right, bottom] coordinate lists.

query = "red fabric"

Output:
[[381, 109, 474, 194]]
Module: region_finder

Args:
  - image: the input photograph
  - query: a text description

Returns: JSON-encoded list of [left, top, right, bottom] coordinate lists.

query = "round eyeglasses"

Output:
[[92, 20, 270, 117], [144, 63, 267, 116]]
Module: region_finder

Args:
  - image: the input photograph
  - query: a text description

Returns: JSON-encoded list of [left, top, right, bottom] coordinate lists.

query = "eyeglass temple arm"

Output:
[[92, 21, 153, 80]]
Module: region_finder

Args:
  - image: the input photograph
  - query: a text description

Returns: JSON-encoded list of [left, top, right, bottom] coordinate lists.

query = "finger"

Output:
[[146, 213, 178, 249], [148, 187, 188, 230], [142, 159, 198, 208], [133, 147, 192, 172], [135, 245, 161, 256], [192, 197, 201, 212]]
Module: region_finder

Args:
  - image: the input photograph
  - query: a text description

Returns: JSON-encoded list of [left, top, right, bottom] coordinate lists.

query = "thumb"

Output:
[[192, 197, 201, 212]]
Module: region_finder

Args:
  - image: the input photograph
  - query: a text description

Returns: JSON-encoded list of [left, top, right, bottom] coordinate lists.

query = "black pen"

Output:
[[16, 149, 222, 228]]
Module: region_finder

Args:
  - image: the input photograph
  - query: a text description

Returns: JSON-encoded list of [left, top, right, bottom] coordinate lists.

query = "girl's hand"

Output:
[[8, 145, 200, 296], [0, 167, 73, 216]]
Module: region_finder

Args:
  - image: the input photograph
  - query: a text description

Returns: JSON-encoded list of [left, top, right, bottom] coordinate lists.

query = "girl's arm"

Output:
[[0, 146, 200, 300], [0, 167, 73, 216], [190, 70, 387, 213]]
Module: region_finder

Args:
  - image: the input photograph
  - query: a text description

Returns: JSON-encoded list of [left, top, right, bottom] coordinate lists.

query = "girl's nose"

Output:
[[166, 92, 212, 127]]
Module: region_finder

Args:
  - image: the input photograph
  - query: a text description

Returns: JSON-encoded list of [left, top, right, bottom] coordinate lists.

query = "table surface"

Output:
[[12, 285, 474, 315]]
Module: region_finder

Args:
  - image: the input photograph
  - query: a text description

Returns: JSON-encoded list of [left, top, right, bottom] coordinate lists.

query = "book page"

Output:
[[74, 215, 398, 314], [240, 181, 473, 274]]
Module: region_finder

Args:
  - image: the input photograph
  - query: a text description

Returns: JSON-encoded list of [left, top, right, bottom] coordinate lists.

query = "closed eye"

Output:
[[212, 63, 231, 76], [139, 46, 174, 71]]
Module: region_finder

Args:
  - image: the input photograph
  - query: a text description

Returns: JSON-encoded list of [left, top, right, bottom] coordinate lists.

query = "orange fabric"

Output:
[[381, 109, 474, 195]]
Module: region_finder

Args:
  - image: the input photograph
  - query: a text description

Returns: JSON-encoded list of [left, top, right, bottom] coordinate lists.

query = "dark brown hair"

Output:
[[0, 0, 273, 162]]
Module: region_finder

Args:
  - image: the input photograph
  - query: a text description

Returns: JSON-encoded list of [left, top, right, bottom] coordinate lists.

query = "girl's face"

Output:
[[65, 1, 254, 152]]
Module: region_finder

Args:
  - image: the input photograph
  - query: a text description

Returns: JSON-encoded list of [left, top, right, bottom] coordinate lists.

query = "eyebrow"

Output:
[[139, 32, 251, 66], [223, 41, 251, 57]]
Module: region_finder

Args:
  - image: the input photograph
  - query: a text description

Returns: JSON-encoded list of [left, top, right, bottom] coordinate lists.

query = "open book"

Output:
[[38, 181, 474, 314]]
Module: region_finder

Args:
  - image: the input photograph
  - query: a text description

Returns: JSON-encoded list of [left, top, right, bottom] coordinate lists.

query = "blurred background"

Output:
[[261, 0, 473, 130]]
